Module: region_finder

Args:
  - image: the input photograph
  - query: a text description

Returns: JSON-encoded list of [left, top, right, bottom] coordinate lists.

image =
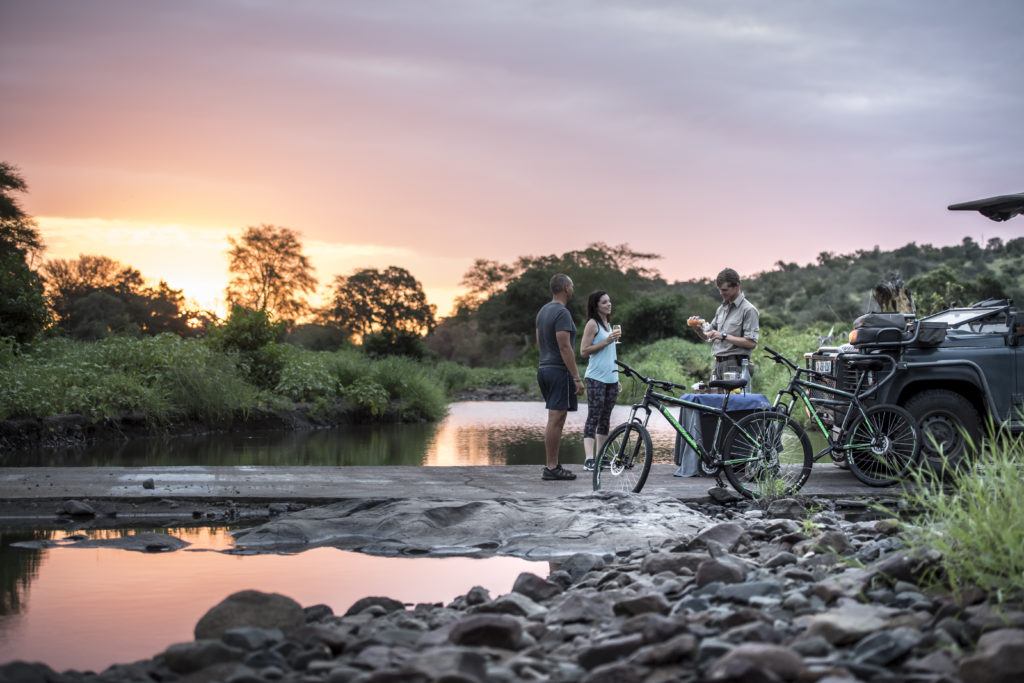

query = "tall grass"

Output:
[[899, 433, 1024, 601]]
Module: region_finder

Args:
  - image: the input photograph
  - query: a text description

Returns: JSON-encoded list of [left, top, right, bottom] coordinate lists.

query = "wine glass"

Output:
[[701, 321, 713, 342], [612, 324, 622, 344]]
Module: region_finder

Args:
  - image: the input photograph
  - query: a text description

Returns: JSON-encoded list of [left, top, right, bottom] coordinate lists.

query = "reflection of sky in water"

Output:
[[0, 527, 542, 672], [3, 402, 683, 467]]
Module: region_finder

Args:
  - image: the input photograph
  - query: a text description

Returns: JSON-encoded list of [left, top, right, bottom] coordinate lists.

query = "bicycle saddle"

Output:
[[846, 358, 886, 371], [708, 378, 748, 391]]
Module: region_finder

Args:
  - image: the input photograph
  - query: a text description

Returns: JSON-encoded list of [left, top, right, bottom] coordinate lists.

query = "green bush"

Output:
[[370, 356, 447, 421], [362, 330, 427, 359], [899, 433, 1024, 601]]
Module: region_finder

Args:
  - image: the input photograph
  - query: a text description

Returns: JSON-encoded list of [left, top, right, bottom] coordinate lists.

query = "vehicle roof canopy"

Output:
[[948, 193, 1024, 222]]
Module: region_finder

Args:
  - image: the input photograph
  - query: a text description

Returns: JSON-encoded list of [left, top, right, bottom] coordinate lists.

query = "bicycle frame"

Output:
[[625, 378, 761, 471], [771, 353, 898, 462]]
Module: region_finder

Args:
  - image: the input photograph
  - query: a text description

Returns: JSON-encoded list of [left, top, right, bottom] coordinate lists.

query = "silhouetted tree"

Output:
[[226, 224, 316, 322], [42, 255, 192, 339], [325, 266, 436, 339], [0, 162, 48, 342]]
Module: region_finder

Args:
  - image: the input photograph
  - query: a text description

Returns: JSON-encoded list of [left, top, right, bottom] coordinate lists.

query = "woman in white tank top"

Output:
[[579, 290, 622, 470]]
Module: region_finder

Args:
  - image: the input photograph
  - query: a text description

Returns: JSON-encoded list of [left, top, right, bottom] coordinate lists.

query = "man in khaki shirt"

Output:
[[688, 268, 760, 383]]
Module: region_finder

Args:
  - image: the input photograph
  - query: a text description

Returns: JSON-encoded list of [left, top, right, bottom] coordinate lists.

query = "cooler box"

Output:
[[674, 393, 772, 476]]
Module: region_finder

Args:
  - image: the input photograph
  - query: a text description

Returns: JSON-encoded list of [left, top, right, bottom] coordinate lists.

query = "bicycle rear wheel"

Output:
[[721, 411, 813, 499], [844, 404, 921, 487], [593, 422, 654, 493]]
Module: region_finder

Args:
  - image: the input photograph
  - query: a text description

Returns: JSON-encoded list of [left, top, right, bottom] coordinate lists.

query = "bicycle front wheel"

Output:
[[721, 411, 813, 499], [844, 404, 921, 487], [593, 422, 654, 493]]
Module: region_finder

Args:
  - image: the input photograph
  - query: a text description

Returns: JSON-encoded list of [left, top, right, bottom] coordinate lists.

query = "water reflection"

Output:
[[0, 526, 542, 672], [4, 402, 682, 468]]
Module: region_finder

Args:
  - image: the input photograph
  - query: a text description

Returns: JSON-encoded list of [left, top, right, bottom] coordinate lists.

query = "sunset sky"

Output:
[[2, 1, 1022, 316]]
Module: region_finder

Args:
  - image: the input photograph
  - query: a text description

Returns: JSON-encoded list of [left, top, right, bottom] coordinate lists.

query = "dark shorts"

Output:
[[537, 366, 578, 412]]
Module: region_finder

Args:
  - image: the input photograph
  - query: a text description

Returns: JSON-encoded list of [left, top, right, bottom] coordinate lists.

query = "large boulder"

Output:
[[959, 628, 1024, 683], [194, 590, 305, 640]]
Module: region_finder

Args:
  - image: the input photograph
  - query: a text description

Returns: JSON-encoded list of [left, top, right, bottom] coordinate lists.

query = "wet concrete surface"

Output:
[[0, 463, 889, 503]]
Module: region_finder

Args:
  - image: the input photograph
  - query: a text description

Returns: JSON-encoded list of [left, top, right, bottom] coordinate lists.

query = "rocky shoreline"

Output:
[[4, 494, 1021, 683]]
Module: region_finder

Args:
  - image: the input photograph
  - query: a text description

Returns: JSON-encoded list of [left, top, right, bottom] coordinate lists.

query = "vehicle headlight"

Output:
[[848, 330, 858, 344]]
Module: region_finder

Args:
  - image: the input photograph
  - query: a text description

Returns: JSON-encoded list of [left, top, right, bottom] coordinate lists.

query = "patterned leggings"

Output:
[[584, 379, 620, 438]]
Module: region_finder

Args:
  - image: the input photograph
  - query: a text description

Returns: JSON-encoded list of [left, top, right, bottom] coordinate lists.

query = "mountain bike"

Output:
[[593, 360, 813, 499], [763, 346, 921, 486]]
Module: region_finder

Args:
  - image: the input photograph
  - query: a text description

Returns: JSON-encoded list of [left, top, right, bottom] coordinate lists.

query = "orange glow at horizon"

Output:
[[36, 216, 465, 319]]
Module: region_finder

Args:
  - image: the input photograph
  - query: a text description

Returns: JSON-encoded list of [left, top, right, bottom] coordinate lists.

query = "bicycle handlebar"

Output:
[[614, 360, 690, 392], [762, 346, 799, 370]]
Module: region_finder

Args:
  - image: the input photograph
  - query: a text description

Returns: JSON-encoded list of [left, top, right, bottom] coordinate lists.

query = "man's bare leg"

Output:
[[545, 410, 568, 469]]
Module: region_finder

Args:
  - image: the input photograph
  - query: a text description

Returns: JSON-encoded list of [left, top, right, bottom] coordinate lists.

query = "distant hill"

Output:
[[669, 236, 1024, 327]]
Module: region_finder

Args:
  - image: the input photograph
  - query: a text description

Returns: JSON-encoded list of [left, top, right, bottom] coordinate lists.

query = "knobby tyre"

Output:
[[721, 410, 813, 499], [593, 422, 654, 493], [844, 404, 921, 487]]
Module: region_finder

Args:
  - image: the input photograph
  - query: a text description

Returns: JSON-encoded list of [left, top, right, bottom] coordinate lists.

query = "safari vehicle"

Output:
[[805, 192, 1024, 472]]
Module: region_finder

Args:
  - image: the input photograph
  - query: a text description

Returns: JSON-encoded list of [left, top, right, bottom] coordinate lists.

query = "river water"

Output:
[[0, 401, 685, 671], [0, 526, 543, 672], [2, 401, 683, 467]]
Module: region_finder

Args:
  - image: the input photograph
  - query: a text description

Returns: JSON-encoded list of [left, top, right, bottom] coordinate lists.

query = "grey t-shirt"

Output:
[[536, 301, 576, 369]]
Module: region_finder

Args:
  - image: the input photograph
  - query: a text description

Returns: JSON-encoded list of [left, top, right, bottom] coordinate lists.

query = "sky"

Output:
[[2, 0, 1022, 316]]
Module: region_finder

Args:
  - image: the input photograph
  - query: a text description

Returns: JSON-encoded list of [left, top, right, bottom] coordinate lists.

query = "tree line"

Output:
[[3, 160, 1018, 365], [0, 163, 436, 354]]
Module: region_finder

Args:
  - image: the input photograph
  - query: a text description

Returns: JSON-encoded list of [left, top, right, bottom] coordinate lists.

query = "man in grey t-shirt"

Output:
[[535, 273, 583, 481]]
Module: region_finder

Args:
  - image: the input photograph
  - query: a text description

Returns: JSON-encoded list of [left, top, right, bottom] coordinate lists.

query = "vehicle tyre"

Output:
[[845, 404, 921, 486], [904, 390, 983, 475], [593, 422, 654, 493], [721, 411, 813, 500]]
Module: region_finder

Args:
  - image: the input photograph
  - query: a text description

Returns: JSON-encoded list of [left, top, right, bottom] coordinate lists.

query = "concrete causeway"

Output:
[[0, 464, 889, 502]]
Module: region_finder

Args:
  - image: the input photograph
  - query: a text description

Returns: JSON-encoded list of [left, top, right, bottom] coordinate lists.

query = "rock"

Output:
[[475, 592, 546, 619], [0, 661, 63, 683], [691, 522, 747, 552], [766, 498, 805, 520], [58, 499, 96, 517], [548, 570, 573, 589], [560, 553, 606, 581], [803, 599, 898, 645], [163, 639, 245, 674], [707, 643, 804, 682], [410, 646, 487, 682], [959, 628, 1024, 683], [222, 627, 284, 651], [303, 604, 334, 622], [70, 532, 190, 553], [765, 552, 797, 568], [640, 552, 705, 575], [632, 633, 697, 665], [180, 662, 254, 683], [717, 580, 783, 604], [546, 592, 615, 624], [873, 548, 942, 585], [232, 494, 711, 559], [344, 596, 406, 616], [448, 614, 523, 650], [195, 590, 305, 640], [813, 530, 852, 554], [578, 634, 645, 670], [906, 650, 958, 676], [512, 572, 563, 602], [612, 593, 670, 617], [268, 502, 289, 515], [791, 635, 831, 657], [581, 662, 645, 683], [708, 487, 745, 504], [851, 626, 922, 665], [143, 478, 155, 489], [464, 585, 491, 606], [696, 559, 745, 586]]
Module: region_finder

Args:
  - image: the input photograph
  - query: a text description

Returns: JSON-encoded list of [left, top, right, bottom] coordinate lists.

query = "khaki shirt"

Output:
[[710, 293, 760, 358]]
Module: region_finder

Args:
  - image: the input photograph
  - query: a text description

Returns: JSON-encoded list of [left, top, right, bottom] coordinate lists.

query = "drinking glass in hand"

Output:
[[612, 324, 622, 344], [701, 322, 713, 342]]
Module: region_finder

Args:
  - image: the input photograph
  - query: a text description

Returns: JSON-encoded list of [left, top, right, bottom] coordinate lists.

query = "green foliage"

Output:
[[208, 306, 287, 389], [43, 255, 195, 339], [431, 361, 537, 396], [616, 293, 705, 346], [909, 265, 1008, 316], [324, 265, 436, 338], [0, 249, 49, 343], [285, 323, 350, 351], [899, 432, 1024, 601], [0, 336, 256, 423], [362, 330, 427, 359], [342, 377, 390, 417], [369, 357, 447, 421]]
